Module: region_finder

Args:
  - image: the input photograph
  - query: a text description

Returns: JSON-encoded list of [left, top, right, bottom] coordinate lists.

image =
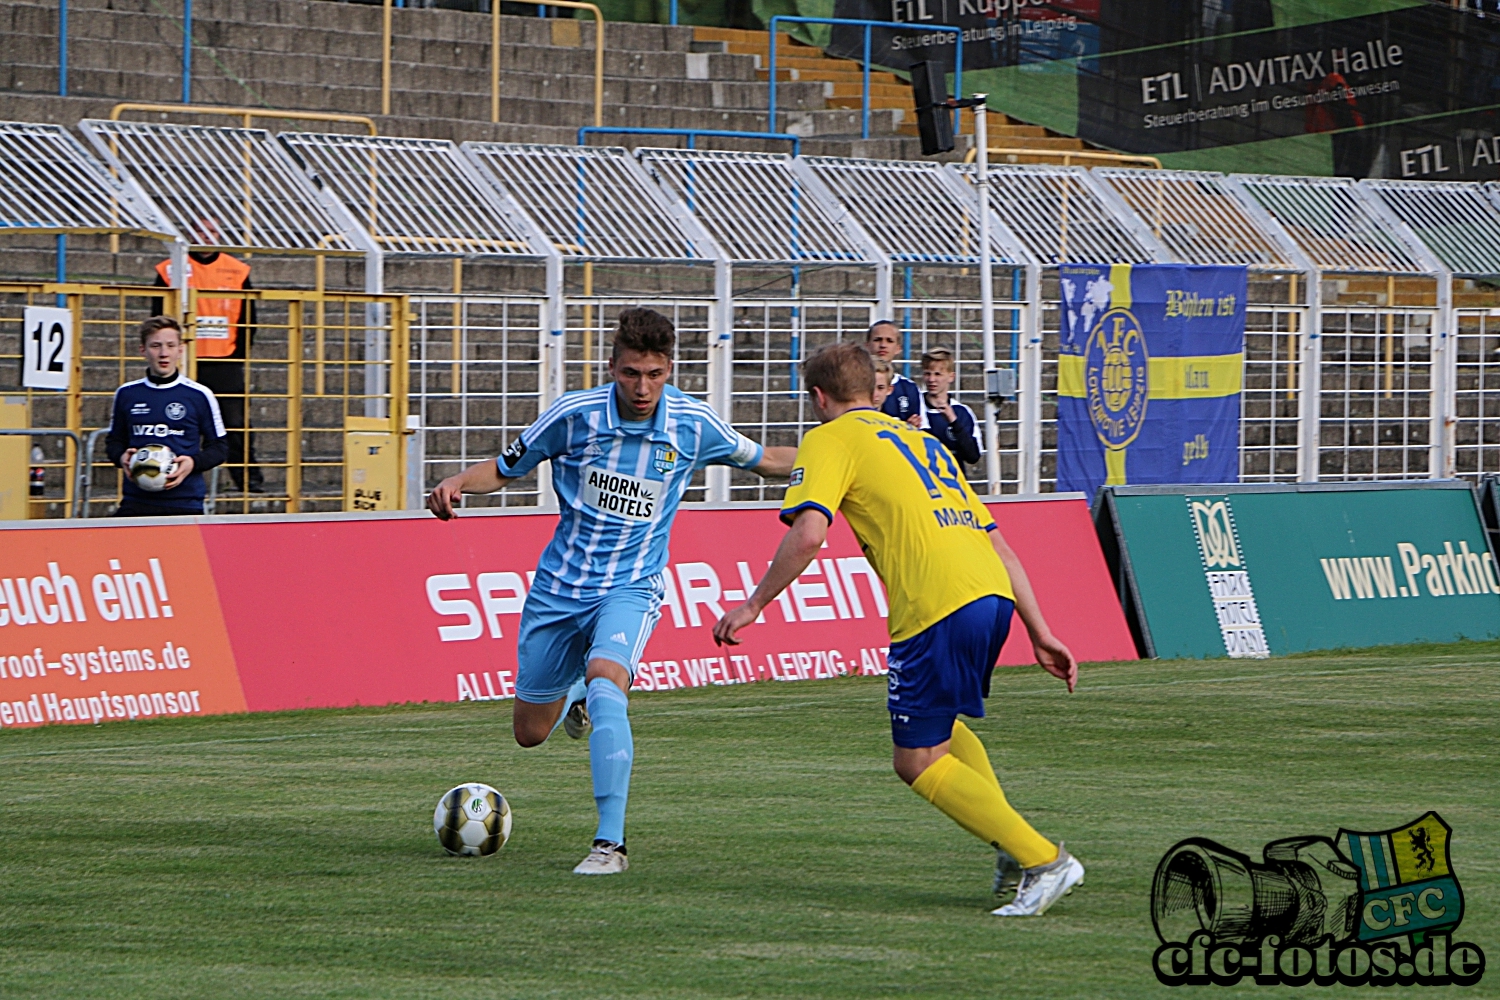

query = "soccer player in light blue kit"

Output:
[[428, 309, 795, 874]]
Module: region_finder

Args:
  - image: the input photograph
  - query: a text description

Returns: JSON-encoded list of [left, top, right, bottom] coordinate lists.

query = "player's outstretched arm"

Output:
[[989, 527, 1078, 693], [427, 458, 509, 521], [713, 508, 828, 645], [751, 446, 799, 478]]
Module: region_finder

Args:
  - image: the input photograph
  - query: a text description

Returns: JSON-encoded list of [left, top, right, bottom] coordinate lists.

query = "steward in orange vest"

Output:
[[153, 252, 252, 358]]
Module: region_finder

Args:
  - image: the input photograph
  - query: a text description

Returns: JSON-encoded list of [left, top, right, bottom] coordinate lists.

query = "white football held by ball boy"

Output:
[[129, 444, 177, 492]]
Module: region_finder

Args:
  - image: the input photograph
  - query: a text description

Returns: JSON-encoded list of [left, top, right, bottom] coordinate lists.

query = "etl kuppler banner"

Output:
[[1057, 263, 1247, 500]]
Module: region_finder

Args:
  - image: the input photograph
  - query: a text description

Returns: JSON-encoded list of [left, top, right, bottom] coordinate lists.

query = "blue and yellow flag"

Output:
[[1057, 263, 1247, 499]]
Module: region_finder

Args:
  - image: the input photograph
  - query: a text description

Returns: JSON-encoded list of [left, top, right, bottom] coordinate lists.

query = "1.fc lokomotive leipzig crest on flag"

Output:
[[1057, 263, 1247, 500]]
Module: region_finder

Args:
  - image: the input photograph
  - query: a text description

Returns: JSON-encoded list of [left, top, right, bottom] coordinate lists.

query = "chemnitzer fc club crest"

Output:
[[1084, 306, 1149, 451], [1151, 812, 1485, 986]]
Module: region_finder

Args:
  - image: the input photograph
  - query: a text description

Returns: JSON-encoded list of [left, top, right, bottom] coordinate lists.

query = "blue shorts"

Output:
[[887, 594, 1015, 749], [514, 575, 665, 704]]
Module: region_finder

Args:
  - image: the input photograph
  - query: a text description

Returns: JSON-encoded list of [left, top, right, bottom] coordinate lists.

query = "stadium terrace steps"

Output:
[[1, 0, 913, 144]]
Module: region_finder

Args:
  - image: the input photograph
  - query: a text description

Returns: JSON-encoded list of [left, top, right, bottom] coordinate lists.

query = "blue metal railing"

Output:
[[577, 126, 801, 156], [57, 0, 68, 296], [670, 0, 678, 25], [767, 16, 961, 141], [182, 0, 192, 103]]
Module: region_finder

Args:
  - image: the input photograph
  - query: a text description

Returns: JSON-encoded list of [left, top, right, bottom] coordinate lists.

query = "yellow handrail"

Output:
[[963, 145, 1162, 169], [380, 2, 604, 128], [109, 103, 379, 134]]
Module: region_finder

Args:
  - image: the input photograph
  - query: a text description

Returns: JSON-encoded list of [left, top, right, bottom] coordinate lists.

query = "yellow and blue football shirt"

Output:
[[780, 408, 1012, 643]]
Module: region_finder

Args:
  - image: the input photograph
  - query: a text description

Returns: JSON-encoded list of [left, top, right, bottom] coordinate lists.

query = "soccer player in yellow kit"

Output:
[[713, 342, 1084, 916]]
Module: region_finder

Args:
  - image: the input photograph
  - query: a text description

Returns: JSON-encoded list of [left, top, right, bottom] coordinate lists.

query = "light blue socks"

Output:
[[586, 676, 633, 845], [549, 676, 589, 736]]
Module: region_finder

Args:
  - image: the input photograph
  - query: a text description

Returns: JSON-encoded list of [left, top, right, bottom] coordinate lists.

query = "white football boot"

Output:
[[993, 848, 1023, 896], [562, 698, 590, 740], [573, 840, 629, 875], [991, 845, 1084, 917]]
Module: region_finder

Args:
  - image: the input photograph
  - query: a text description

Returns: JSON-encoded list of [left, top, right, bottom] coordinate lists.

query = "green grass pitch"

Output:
[[1, 642, 1496, 999]]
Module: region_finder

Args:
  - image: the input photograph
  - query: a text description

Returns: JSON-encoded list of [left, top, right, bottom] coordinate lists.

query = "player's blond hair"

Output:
[[872, 358, 893, 376], [804, 342, 876, 403]]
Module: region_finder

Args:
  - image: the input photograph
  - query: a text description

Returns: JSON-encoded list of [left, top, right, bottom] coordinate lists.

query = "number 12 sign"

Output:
[[22, 306, 73, 391]]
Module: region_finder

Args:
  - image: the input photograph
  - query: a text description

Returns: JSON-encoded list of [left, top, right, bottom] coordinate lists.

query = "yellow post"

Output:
[[315, 254, 326, 396], [287, 298, 304, 511], [493, 2, 604, 127], [0, 397, 29, 520], [451, 258, 463, 392], [382, 0, 393, 116]]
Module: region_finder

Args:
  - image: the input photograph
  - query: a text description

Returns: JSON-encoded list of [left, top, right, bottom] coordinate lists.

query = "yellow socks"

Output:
[[949, 720, 1000, 791], [909, 735, 1058, 869]]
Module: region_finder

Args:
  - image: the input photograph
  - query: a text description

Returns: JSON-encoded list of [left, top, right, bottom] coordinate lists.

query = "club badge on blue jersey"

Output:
[[652, 447, 678, 474]]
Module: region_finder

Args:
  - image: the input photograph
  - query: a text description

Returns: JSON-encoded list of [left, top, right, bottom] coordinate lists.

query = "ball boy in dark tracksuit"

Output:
[[865, 320, 922, 422], [106, 317, 228, 517], [917, 348, 981, 468]]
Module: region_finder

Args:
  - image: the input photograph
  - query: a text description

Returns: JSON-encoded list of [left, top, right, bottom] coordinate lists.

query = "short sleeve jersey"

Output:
[[498, 384, 763, 598], [780, 408, 1012, 642]]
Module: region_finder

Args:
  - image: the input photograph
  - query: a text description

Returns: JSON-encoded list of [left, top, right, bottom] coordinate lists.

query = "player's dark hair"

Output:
[[804, 342, 876, 403], [613, 308, 675, 360], [865, 320, 897, 340], [921, 348, 954, 371], [138, 315, 183, 345]]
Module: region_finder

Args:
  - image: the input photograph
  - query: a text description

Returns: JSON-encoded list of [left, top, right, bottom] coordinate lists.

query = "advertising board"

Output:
[[1098, 481, 1500, 659], [0, 496, 1136, 728]]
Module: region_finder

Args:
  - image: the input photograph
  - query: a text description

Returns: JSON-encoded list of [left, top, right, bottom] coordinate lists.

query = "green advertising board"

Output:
[[1097, 482, 1500, 659]]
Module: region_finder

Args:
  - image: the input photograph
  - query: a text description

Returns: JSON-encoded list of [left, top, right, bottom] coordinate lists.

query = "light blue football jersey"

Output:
[[496, 384, 763, 598]]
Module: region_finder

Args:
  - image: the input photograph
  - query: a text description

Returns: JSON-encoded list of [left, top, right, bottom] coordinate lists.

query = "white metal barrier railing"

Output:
[[409, 294, 547, 508], [1454, 308, 1500, 479], [25, 117, 1500, 510], [1316, 306, 1439, 481]]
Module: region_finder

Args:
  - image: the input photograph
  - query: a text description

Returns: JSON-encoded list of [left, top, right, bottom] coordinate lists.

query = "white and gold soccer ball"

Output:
[[433, 783, 512, 857], [129, 444, 177, 492]]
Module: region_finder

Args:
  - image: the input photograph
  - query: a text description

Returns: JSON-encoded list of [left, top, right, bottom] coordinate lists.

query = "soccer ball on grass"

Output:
[[129, 444, 178, 492], [434, 783, 512, 856]]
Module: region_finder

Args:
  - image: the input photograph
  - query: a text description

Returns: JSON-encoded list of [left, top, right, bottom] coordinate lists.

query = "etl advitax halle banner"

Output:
[[1097, 482, 1500, 659], [774, 0, 1500, 179], [1057, 263, 1246, 500]]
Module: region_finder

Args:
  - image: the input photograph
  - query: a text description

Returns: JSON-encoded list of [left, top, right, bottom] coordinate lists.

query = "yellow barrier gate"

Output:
[[0, 283, 408, 516]]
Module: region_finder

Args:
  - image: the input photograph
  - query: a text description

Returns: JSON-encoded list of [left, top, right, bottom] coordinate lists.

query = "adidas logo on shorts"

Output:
[[610, 631, 628, 644]]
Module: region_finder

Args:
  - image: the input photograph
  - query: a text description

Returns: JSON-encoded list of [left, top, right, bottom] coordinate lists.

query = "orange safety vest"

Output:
[[155, 253, 252, 358]]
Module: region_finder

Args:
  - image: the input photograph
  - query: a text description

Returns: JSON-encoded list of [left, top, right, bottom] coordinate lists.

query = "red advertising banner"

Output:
[[0, 497, 1134, 728], [0, 525, 248, 729]]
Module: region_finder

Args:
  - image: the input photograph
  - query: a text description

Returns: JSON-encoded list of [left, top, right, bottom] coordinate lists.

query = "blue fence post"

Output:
[[58, 0, 68, 96], [182, 0, 192, 103], [669, 0, 678, 26], [769, 17, 780, 135], [58, 0, 68, 303], [861, 25, 871, 140]]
